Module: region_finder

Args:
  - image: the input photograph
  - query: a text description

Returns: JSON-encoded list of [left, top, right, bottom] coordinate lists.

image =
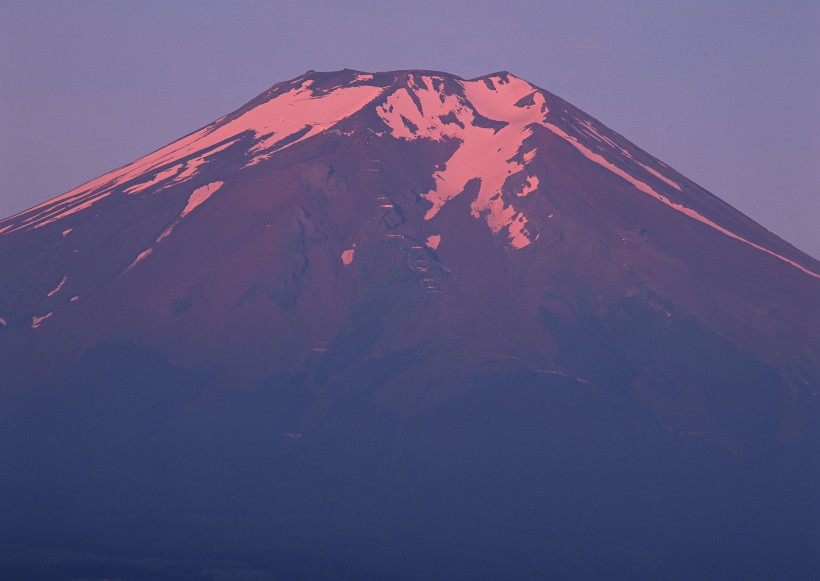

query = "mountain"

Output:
[[0, 69, 818, 579]]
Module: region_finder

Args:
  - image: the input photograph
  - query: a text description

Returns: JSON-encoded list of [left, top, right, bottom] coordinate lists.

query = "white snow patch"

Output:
[[545, 122, 820, 279], [0, 316, 6, 326], [341, 247, 355, 265], [70, 295, 80, 302], [31, 312, 53, 329], [46, 275, 68, 298], [426, 234, 442, 250], [181, 181, 223, 218]]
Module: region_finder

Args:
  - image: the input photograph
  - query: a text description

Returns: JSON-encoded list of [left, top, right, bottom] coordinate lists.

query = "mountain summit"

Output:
[[1, 69, 818, 579]]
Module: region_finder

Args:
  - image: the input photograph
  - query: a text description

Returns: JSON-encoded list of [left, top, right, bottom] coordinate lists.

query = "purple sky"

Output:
[[2, 0, 818, 257]]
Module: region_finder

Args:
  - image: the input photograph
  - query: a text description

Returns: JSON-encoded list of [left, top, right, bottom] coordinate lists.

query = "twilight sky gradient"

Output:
[[2, 0, 818, 257]]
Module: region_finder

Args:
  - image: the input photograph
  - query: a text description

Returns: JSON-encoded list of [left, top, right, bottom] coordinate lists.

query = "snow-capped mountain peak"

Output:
[[3, 69, 816, 281]]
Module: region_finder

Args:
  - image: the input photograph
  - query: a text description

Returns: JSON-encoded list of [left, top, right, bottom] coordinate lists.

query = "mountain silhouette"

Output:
[[1, 69, 818, 579]]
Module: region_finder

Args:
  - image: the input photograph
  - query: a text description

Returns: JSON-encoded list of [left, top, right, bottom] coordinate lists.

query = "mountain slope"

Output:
[[1, 69, 818, 579]]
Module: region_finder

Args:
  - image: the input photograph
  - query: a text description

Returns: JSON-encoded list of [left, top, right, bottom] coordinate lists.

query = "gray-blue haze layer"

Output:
[[1, 0, 818, 257]]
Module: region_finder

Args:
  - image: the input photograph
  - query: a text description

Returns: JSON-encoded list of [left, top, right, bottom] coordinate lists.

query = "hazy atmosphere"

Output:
[[1, 0, 818, 257], [2, 3, 819, 579]]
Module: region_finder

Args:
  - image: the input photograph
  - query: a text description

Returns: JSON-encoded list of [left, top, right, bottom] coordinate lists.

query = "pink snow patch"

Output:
[[341, 248, 356, 265], [32, 312, 53, 329], [123, 164, 183, 195], [173, 139, 239, 182], [545, 122, 820, 280], [518, 175, 539, 197], [7, 79, 381, 233], [125, 248, 154, 272], [46, 275, 68, 298], [523, 149, 538, 163], [426, 234, 442, 250], [577, 119, 682, 191], [377, 73, 543, 249], [31, 191, 110, 230], [638, 162, 682, 191], [243, 80, 385, 166], [181, 181, 224, 218]]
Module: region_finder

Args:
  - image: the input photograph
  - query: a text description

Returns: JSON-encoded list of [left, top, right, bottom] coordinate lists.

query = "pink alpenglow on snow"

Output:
[[341, 247, 356, 265], [0, 77, 381, 235], [523, 149, 538, 164], [180, 181, 224, 218], [31, 312, 53, 329], [638, 162, 682, 192], [245, 80, 385, 166], [28, 191, 111, 231], [152, 181, 226, 245], [156, 226, 175, 243], [1, 68, 816, 280], [172, 139, 239, 182], [377, 73, 543, 249], [126, 248, 154, 273], [518, 176, 539, 197], [576, 119, 683, 192], [46, 275, 68, 298], [123, 164, 184, 195], [544, 122, 820, 280]]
